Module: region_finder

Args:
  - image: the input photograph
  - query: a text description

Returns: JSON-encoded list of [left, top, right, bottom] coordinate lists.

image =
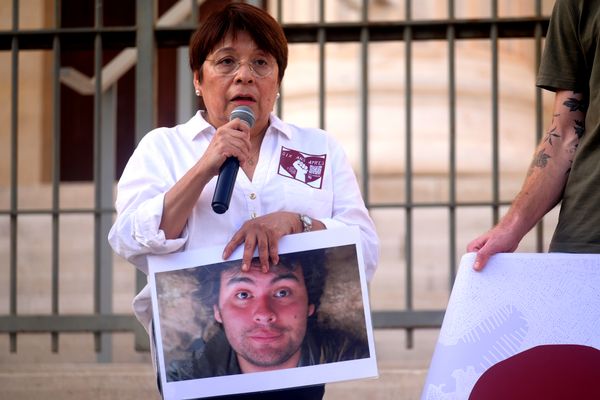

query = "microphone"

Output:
[[211, 106, 256, 214]]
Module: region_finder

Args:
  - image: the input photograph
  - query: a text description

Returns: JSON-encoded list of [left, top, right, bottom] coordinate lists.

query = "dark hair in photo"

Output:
[[189, 2, 288, 83], [193, 248, 328, 318]]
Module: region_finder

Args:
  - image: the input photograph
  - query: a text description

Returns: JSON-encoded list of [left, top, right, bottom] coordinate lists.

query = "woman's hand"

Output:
[[201, 118, 252, 175], [221, 211, 323, 273]]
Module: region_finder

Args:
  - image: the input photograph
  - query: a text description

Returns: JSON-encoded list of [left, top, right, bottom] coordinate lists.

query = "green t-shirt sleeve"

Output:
[[536, 0, 586, 92]]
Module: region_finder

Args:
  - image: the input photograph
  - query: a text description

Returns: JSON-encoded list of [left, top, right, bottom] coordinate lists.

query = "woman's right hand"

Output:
[[200, 118, 252, 176]]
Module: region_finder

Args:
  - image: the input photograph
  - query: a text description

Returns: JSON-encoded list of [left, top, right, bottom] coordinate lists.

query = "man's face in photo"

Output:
[[213, 261, 315, 373]]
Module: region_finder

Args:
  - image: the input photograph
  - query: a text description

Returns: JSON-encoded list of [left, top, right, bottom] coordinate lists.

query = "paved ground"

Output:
[[0, 364, 429, 400], [0, 329, 437, 399], [0, 329, 437, 400]]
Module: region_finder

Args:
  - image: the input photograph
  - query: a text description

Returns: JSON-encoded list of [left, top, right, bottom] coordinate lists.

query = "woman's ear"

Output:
[[193, 70, 202, 96]]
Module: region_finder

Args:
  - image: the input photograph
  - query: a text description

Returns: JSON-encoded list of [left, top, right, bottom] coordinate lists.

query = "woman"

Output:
[[108, 3, 379, 399]]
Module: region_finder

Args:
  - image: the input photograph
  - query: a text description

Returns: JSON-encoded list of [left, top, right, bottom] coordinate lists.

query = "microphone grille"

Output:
[[230, 106, 255, 128]]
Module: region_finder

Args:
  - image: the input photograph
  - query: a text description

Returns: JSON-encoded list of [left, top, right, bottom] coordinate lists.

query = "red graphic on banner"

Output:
[[278, 146, 326, 189], [469, 344, 600, 400]]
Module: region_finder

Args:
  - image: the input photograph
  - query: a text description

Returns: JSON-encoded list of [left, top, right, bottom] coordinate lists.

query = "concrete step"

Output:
[[0, 363, 427, 400]]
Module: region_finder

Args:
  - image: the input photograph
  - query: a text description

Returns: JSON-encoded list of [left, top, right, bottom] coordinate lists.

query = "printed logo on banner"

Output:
[[278, 146, 326, 189]]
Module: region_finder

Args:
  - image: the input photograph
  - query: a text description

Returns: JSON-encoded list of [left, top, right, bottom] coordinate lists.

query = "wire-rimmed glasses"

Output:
[[204, 56, 274, 78]]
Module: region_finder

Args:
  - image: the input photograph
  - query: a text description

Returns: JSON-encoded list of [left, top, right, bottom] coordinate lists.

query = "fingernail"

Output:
[[241, 263, 248, 271]]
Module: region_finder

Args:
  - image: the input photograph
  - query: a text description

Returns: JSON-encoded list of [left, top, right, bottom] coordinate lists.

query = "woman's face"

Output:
[[194, 31, 280, 136]]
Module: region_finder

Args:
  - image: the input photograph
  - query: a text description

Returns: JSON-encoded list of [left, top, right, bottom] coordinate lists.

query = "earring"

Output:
[[195, 88, 200, 96], [276, 92, 280, 99]]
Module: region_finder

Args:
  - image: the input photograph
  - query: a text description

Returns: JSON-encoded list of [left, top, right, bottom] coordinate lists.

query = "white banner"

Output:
[[422, 252, 600, 400]]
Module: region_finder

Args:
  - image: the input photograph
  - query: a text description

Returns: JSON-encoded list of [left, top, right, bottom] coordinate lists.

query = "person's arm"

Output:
[[160, 118, 252, 239], [467, 90, 586, 270], [108, 118, 252, 271], [158, 156, 214, 240], [108, 129, 188, 273]]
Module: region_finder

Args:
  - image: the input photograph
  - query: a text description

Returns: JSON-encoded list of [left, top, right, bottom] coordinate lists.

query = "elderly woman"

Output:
[[108, 3, 379, 399]]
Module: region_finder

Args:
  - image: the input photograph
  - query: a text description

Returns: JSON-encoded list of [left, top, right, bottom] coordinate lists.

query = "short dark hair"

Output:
[[193, 248, 328, 317], [189, 2, 288, 83]]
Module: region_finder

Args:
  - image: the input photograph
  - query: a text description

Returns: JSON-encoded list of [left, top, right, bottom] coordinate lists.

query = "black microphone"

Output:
[[211, 106, 256, 214]]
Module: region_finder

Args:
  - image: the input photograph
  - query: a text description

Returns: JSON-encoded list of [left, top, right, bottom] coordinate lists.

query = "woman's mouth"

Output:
[[231, 95, 256, 104]]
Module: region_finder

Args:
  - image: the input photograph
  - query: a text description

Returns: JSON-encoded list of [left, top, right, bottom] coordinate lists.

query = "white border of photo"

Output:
[[148, 226, 378, 400]]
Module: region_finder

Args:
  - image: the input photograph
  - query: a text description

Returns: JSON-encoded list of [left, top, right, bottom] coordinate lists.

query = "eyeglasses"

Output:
[[204, 56, 274, 78]]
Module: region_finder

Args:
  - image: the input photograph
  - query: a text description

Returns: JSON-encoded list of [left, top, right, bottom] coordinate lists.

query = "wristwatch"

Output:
[[299, 214, 313, 232]]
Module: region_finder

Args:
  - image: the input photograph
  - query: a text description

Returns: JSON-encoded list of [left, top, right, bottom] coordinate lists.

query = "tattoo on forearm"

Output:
[[570, 143, 579, 155], [563, 97, 588, 112], [574, 119, 585, 139], [529, 93, 585, 178], [533, 149, 551, 169], [566, 159, 573, 175], [544, 127, 560, 145]]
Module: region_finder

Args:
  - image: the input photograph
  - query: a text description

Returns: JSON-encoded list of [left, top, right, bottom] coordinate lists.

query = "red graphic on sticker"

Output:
[[278, 146, 326, 189]]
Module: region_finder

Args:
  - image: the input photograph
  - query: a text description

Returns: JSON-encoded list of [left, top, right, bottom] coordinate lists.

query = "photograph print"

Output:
[[148, 226, 377, 400]]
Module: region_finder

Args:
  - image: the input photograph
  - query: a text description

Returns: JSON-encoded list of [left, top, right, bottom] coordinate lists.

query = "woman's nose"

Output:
[[234, 62, 254, 83]]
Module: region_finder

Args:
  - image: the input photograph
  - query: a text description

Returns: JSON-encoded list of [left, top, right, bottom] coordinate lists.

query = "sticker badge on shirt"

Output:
[[278, 146, 327, 189]]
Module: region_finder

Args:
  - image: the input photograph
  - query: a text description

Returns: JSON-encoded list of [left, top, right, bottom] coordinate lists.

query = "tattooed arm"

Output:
[[467, 90, 587, 270]]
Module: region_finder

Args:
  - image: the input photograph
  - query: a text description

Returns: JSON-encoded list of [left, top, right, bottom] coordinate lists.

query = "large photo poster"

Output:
[[148, 226, 378, 400], [422, 252, 600, 400]]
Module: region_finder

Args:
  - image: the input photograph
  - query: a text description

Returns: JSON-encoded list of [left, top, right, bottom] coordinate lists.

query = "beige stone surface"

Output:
[[0, 328, 436, 400], [0, 363, 428, 400]]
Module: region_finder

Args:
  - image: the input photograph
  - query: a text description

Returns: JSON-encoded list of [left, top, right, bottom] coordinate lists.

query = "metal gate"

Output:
[[0, 0, 552, 361]]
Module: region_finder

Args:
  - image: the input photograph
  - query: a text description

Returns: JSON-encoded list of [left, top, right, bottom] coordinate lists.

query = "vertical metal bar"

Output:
[[276, 0, 282, 21], [447, 0, 457, 285], [9, 0, 20, 353], [51, 0, 62, 353], [318, 0, 326, 130], [93, 0, 102, 355], [359, 0, 369, 204], [93, 0, 114, 362], [491, 0, 500, 224], [190, 0, 198, 24], [192, 0, 200, 115], [177, 47, 194, 124], [97, 86, 117, 362], [534, 0, 544, 251], [136, 0, 155, 144], [276, 0, 283, 118], [404, 0, 414, 349], [135, 0, 155, 351]]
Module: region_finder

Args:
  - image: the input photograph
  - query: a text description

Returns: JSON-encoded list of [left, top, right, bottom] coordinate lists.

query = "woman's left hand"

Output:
[[221, 211, 303, 272]]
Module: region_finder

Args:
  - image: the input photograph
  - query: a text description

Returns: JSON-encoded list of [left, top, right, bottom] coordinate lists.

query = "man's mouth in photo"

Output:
[[247, 328, 284, 343]]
